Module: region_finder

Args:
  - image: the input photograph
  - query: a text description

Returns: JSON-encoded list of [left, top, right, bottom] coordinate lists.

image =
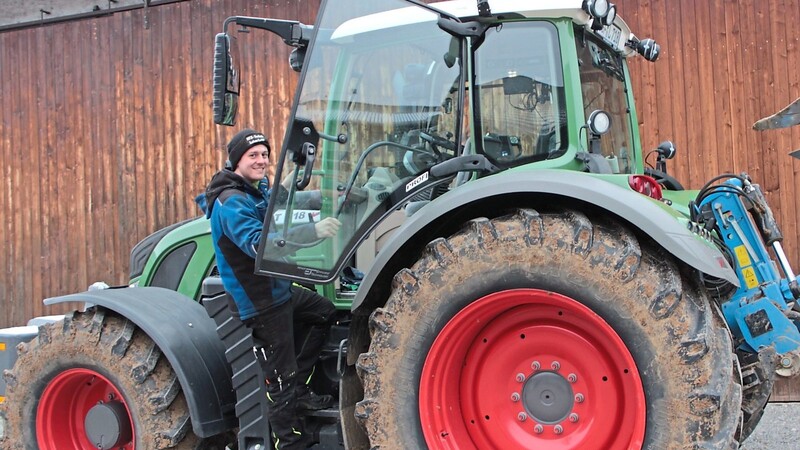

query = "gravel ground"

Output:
[[741, 403, 800, 449]]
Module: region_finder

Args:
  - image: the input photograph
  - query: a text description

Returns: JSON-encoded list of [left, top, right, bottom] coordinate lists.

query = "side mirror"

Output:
[[289, 47, 306, 73], [213, 33, 240, 126], [656, 140, 676, 173], [657, 141, 676, 160], [634, 37, 660, 62]]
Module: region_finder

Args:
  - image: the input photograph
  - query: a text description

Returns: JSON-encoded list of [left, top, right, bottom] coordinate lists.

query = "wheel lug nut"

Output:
[[511, 392, 520, 402], [567, 373, 577, 383], [518, 412, 527, 422], [516, 373, 526, 382], [551, 361, 560, 371], [554, 425, 563, 434], [531, 360, 541, 371], [575, 393, 585, 403], [569, 413, 579, 423], [534, 424, 544, 434]]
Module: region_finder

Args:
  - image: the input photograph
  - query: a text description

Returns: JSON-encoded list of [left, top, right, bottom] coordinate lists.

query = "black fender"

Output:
[[45, 286, 236, 438], [352, 169, 738, 313]]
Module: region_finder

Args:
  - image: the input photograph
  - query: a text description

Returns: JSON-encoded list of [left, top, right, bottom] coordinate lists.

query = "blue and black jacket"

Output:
[[197, 169, 317, 321]]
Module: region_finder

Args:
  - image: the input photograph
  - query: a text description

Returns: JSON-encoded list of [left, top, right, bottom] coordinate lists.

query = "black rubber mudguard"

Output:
[[45, 287, 236, 437]]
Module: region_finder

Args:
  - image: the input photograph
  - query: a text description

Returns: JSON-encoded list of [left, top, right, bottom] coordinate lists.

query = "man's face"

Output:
[[234, 144, 270, 184]]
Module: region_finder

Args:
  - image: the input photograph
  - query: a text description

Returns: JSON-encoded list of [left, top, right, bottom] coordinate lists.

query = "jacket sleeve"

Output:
[[216, 195, 264, 258], [268, 185, 322, 210], [217, 195, 318, 259]]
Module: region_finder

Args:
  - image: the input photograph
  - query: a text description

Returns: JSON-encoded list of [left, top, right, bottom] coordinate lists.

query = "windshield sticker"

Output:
[[406, 172, 429, 192]]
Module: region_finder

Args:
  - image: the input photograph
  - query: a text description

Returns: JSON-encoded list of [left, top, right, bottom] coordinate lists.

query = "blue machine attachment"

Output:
[[695, 174, 800, 372]]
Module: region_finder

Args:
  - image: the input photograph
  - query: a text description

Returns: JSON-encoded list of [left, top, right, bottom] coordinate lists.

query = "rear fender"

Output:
[[352, 169, 738, 314], [45, 287, 236, 438]]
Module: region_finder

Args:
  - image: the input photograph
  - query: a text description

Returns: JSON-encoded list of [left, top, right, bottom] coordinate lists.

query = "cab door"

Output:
[[255, 0, 465, 283]]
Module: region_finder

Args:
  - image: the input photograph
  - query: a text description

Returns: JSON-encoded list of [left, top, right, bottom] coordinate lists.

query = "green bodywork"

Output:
[[132, 217, 215, 300], [135, 6, 717, 308], [133, 215, 352, 308]]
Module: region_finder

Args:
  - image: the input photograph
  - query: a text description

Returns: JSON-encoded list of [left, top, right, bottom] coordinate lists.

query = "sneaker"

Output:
[[295, 386, 334, 411]]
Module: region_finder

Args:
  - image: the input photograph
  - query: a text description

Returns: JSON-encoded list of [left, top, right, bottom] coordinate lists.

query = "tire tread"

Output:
[[356, 208, 741, 449]]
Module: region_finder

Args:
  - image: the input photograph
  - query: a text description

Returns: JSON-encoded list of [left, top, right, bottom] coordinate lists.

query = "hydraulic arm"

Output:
[[697, 175, 800, 374]]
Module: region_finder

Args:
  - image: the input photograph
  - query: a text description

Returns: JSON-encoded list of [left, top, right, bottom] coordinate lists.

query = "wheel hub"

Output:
[[85, 401, 133, 449], [522, 371, 573, 424], [36, 368, 135, 450]]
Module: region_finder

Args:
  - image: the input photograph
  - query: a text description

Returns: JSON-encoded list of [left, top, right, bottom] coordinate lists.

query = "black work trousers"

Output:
[[245, 286, 336, 450]]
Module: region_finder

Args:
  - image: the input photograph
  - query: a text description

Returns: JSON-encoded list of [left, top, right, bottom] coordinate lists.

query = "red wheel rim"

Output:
[[419, 289, 645, 450], [37, 368, 135, 449]]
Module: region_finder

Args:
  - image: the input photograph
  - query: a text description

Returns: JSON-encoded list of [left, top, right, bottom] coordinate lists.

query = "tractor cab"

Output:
[[213, 0, 661, 284]]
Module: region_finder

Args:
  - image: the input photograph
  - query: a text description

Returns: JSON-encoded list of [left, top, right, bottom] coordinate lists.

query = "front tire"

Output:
[[1, 307, 209, 449], [356, 209, 741, 449]]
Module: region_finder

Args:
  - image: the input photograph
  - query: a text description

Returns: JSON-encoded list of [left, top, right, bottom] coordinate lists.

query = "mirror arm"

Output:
[[225, 16, 311, 48]]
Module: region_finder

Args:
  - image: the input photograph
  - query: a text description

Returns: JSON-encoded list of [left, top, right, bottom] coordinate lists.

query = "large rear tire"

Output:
[[0, 307, 217, 449], [356, 209, 742, 449]]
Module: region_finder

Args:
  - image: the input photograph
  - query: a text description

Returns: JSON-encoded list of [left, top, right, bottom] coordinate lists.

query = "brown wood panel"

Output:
[[23, 28, 42, 321], [2, 0, 800, 401], [0, 33, 7, 317], [40, 26, 57, 315], [665, 2, 691, 184], [9, 30, 24, 323], [769, 0, 798, 269], [132, 8, 149, 243], [786, 0, 800, 272], [709, 0, 734, 175], [117, 9, 138, 264]]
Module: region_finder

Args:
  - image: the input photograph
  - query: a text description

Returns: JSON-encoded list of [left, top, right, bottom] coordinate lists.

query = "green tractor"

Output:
[[2, 0, 800, 449]]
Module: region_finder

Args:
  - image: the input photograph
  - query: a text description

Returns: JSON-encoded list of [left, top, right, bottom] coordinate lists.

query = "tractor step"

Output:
[[305, 407, 339, 419], [202, 287, 272, 450]]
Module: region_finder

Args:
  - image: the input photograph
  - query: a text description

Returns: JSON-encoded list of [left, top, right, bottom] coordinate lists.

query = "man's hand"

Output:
[[315, 217, 342, 238]]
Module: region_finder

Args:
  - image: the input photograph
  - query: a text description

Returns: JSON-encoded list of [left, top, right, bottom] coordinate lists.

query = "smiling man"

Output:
[[199, 128, 341, 449]]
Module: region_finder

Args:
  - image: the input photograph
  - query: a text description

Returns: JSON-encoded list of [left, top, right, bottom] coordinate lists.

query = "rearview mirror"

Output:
[[213, 33, 240, 126]]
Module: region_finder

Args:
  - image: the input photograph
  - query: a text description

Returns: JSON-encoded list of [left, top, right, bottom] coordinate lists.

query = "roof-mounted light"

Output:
[[604, 4, 617, 26], [583, 0, 613, 30], [583, 0, 609, 18]]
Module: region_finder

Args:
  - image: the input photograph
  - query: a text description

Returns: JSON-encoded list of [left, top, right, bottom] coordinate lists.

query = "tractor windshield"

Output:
[[576, 30, 636, 173], [257, 0, 462, 282]]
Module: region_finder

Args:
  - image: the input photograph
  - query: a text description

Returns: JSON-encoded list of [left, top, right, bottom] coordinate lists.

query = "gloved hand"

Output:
[[315, 217, 342, 238]]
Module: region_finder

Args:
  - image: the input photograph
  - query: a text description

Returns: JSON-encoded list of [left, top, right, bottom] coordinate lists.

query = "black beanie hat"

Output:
[[227, 128, 269, 169]]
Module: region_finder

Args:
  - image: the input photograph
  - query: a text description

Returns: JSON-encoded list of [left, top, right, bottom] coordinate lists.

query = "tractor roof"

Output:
[[332, 0, 635, 56]]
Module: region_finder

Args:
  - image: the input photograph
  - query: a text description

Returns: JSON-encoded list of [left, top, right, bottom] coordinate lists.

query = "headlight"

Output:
[[583, 0, 610, 19], [588, 110, 612, 135], [604, 4, 617, 26]]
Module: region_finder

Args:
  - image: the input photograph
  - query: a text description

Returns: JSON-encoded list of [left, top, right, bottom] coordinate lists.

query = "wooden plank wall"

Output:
[[0, 0, 798, 397], [0, 0, 321, 327]]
